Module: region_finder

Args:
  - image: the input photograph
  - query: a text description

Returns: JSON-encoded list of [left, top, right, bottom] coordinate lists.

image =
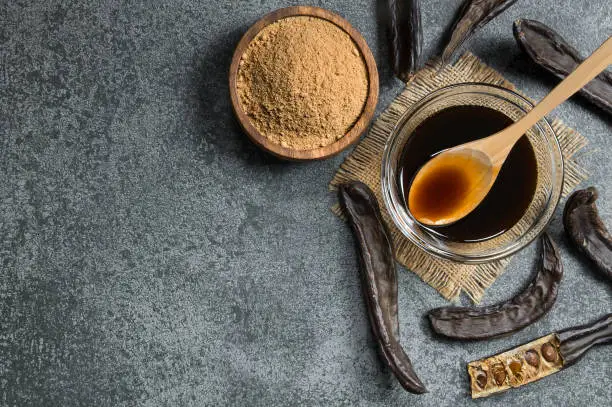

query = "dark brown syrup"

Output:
[[399, 105, 538, 242], [408, 150, 491, 225]]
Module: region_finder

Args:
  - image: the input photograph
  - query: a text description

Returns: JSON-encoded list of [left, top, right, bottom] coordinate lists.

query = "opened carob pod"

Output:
[[468, 313, 612, 398], [339, 181, 427, 394], [428, 233, 563, 340], [441, 0, 518, 63], [514, 19, 612, 116], [563, 187, 612, 281]]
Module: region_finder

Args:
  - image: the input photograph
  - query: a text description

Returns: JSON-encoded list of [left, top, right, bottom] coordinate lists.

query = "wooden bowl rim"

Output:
[[228, 6, 379, 161]]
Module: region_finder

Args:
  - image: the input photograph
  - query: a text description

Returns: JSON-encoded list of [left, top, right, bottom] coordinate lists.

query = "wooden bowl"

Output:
[[229, 6, 379, 161]]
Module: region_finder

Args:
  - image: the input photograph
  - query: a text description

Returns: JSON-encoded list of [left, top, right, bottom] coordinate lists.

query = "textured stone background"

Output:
[[0, 1, 610, 406]]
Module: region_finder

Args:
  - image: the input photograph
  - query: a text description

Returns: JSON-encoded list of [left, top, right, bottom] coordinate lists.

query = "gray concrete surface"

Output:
[[0, 1, 610, 406]]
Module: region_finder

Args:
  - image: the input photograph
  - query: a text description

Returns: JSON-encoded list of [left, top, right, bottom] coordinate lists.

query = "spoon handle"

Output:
[[507, 36, 612, 140]]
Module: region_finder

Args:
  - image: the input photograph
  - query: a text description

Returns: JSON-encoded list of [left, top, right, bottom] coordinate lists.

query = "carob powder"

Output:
[[237, 16, 369, 151]]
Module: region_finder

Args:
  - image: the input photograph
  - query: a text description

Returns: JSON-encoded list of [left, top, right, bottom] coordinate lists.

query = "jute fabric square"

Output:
[[329, 53, 588, 302]]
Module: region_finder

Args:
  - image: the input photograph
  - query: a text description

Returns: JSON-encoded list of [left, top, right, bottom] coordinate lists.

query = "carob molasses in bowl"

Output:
[[381, 83, 564, 263], [229, 6, 379, 161]]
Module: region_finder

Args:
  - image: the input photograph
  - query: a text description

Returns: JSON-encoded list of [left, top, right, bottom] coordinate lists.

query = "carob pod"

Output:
[[558, 313, 612, 367], [384, 0, 423, 81], [468, 333, 563, 398], [467, 313, 612, 398], [513, 19, 612, 116], [563, 187, 612, 280], [441, 0, 518, 64], [339, 181, 427, 394], [428, 233, 563, 340]]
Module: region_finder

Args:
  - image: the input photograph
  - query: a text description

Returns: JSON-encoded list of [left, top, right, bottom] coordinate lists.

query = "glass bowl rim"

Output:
[[381, 82, 564, 263]]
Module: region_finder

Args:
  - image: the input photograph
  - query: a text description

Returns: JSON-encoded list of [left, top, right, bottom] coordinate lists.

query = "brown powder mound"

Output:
[[236, 16, 369, 151]]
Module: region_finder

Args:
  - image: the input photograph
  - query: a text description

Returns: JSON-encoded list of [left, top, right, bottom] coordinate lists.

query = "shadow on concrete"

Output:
[[431, 1, 464, 64], [188, 26, 288, 170]]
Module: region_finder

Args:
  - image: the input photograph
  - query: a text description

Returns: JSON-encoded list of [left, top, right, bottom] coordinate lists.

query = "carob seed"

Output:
[[524, 350, 540, 367], [492, 364, 506, 386], [508, 359, 522, 376], [475, 370, 488, 389], [541, 343, 558, 363]]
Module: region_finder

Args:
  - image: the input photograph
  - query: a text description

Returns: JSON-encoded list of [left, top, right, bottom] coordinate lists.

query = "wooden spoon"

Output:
[[409, 36, 612, 227]]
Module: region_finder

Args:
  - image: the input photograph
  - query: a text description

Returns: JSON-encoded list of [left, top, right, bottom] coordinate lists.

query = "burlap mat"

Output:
[[329, 53, 588, 303]]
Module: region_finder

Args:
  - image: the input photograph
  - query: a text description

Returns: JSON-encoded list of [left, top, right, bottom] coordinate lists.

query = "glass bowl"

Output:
[[381, 83, 564, 263]]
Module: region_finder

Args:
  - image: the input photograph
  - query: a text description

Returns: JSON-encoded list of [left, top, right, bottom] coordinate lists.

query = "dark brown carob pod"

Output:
[[441, 0, 518, 64], [428, 233, 563, 340], [385, 0, 423, 81], [563, 187, 612, 281], [514, 19, 612, 115], [558, 313, 612, 367], [339, 181, 427, 394]]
